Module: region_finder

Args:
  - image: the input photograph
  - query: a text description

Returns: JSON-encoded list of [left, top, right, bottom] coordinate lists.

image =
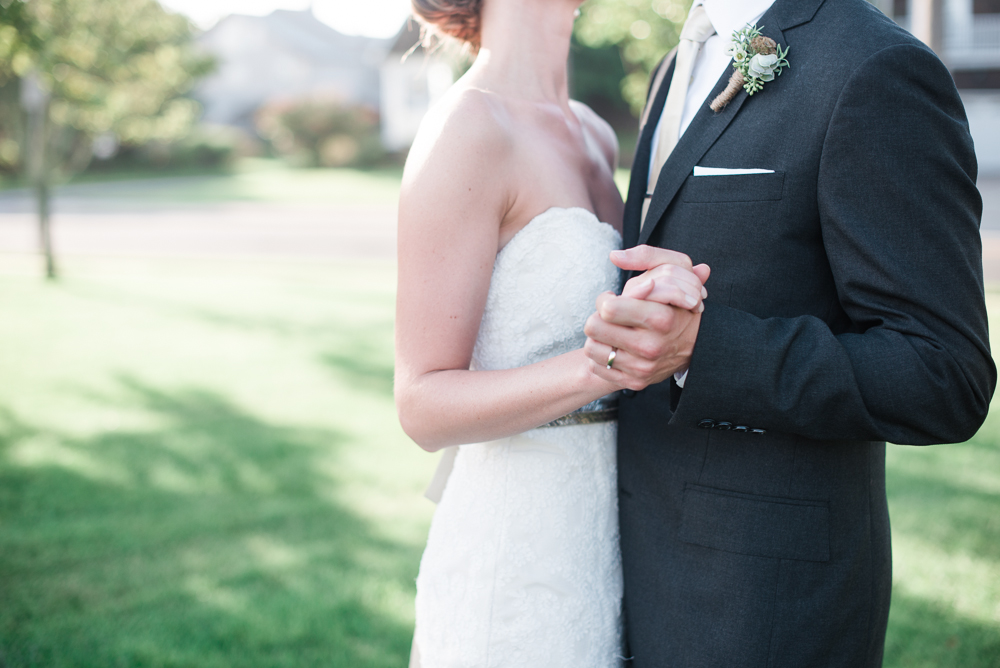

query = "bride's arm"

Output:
[[394, 94, 624, 452]]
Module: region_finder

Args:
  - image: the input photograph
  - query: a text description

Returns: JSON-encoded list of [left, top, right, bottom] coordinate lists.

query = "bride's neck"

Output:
[[471, 0, 579, 106]]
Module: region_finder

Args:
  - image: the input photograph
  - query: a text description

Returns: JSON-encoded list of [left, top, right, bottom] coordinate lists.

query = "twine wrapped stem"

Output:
[[710, 70, 745, 112]]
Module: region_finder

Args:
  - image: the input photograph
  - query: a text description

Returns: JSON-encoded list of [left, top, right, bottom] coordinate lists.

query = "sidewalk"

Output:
[[0, 187, 398, 262], [2, 176, 999, 278]]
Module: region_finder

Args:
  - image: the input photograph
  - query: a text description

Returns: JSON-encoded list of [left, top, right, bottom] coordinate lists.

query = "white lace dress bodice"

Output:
[[413, 207, 624, 668]]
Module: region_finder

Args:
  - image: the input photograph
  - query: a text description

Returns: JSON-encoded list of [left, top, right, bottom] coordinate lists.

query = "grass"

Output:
[[0, 159, 404, 205], [0, 255, 434, 667], [0, 165, 998, 666]]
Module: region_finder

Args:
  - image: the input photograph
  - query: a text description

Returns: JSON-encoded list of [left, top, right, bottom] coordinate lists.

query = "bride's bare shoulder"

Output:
[[570, 100, 619, 172], [405, 86, 515, 183]]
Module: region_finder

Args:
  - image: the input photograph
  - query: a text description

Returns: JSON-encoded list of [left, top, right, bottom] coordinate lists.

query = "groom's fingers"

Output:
[[623, 279, 703, 312], [622, 276, 699, 306], [595, 292, 679, 333], [645, 281, 706, 314], [610, 245, 693, 273], [622, 264, 706, 301]]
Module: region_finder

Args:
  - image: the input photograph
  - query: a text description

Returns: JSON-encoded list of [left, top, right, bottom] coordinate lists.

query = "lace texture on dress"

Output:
[[414, 207, 625, 668]]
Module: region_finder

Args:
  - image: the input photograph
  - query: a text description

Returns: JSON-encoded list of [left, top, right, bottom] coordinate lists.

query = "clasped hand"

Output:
[[584, 246, 710, 392]]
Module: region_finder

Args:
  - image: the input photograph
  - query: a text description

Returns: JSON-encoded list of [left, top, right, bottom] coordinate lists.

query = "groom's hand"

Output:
[[611, 245, 711, 286], [584, 294, 702, 391]]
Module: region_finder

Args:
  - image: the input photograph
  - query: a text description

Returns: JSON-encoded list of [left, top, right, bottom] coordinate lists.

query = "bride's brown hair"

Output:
[[411, 0, 483, 53]]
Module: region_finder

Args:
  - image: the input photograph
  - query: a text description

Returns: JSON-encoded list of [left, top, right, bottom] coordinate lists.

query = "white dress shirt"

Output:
[[647, 0, 777, 387], [647, 0, 777, 186]]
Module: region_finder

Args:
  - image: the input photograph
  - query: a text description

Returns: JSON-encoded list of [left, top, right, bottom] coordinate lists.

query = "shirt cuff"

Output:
[[674, 369, 689, 388]]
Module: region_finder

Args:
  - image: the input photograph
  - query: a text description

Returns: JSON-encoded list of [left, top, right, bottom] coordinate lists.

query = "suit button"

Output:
[[697, 419, 716, 429], [751, 428, 767, 435], [622, 389, 636, 398], [715, 421, 733, 431], [733, 425, 749, 434]]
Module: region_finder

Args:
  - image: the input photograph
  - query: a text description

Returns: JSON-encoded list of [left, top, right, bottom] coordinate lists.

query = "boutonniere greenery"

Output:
[[710, 24, 790, 112]]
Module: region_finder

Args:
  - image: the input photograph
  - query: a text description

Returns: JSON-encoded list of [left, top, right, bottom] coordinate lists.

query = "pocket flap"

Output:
[[679, 484, 830, 562], [680, 171, 785, 203]]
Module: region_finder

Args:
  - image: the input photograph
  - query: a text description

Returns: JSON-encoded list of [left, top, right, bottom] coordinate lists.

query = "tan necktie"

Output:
[[642, 5, 716, 230]]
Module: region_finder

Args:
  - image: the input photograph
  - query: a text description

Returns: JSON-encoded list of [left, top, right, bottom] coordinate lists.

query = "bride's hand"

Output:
[[612, 246, 711, 313]]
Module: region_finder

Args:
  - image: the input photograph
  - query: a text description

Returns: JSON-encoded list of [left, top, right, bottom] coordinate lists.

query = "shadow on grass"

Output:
[[0, 379, 417, 668], [885, 588, 1000, 668]]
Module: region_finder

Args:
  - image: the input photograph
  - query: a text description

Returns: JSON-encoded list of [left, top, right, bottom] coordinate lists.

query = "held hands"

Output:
[[584, 246, 710, 392]]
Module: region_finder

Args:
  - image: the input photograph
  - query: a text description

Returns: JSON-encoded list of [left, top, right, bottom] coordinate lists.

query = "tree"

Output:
[[569, 34, 630, 124], [0, 0, 212, 279], [574, 0, 689, 117]]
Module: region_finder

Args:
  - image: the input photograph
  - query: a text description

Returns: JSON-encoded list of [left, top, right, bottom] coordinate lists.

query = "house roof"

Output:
[[207, 9, 390, 67], [193, 9, 391, 126]]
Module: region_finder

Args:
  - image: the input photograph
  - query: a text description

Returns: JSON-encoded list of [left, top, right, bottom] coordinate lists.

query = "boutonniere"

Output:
[[710, 24, 790, 112]]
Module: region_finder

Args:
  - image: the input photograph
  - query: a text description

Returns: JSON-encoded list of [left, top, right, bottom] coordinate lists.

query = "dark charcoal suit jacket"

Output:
[[618, 0, 996, 666]]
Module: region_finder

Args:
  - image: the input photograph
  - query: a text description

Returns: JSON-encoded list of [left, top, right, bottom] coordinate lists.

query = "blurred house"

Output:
[[379, 23, 455, 152], [884, 0, 1000, 172], [194, 8, 389, 129]]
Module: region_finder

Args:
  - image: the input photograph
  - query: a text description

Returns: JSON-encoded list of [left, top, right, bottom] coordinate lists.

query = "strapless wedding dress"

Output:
[[413, 207, 625, 668]]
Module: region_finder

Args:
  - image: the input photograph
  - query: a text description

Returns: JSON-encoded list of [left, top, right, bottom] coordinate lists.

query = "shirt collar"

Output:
[[695, 0, 778, 42]]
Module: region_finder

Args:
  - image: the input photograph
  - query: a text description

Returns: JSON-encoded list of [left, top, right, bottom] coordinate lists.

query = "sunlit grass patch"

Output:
[[0, 257, 433, 667]]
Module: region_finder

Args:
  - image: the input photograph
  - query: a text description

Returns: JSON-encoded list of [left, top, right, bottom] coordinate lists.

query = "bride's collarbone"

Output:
[[501, 169, 620, 235]]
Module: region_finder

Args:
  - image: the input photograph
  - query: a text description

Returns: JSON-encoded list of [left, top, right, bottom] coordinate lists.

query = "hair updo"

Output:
[[411, 0, 484, 52]]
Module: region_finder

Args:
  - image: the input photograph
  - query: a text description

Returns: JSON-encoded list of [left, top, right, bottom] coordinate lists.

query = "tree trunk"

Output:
[[37, 179, 55, 279], [28, 98, 57, 280]]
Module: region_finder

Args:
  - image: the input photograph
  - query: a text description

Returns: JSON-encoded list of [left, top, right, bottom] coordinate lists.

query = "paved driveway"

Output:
[[2, 175, 999, 278], [0, 180, 398, 262]]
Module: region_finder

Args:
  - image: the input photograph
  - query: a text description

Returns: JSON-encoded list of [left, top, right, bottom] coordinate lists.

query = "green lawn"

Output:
[[0, 255, 434, 667], [0, 159, 404, 205], [0, 170, 998, 665]]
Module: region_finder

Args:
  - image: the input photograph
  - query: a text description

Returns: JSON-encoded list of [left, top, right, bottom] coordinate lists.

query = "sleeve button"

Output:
[[715, 421, 733, 431], [750, 428, 767, 435], [733, 425, 749, 433], [698, 419, 716, 429]]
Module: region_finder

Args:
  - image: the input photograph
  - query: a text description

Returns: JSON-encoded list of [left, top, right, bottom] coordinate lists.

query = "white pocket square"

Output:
[[693, 167, 775, 176]]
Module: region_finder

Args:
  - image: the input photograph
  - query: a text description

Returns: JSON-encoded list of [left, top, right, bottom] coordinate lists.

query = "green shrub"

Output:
[[255, 96, 384, 168], [88, 123, 256, 172]]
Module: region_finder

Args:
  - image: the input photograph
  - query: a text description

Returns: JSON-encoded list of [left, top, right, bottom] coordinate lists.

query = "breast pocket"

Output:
[[680, 171, 785, 203]]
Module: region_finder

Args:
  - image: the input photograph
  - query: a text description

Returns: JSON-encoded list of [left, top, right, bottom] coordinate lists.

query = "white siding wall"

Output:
[[963, 91, 1000, 174], [380, 57, 453, 152]]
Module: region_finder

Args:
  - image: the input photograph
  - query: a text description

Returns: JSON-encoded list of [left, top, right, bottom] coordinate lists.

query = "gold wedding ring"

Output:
[[606, 348, 618, 370]]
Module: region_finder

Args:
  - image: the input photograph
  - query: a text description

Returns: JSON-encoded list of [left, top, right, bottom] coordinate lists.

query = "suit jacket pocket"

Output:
[[679, 483, 830, 562], [680, 171, 785, 203]]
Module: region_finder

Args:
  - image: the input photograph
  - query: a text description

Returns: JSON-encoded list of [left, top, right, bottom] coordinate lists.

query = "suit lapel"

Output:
[[636, 0, 823, 248], [637, 68, 750, 247], [624, 53, 676, 251]]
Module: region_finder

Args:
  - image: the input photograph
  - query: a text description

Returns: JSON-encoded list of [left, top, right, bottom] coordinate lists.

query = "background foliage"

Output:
[[255, 97, 385, 169], [574, 0, 688, 116], [0, 0, 212, 177]]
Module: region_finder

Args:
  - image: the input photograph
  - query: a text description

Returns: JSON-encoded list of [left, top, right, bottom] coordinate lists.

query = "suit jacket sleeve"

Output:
[[670, 43, 996, 445]]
